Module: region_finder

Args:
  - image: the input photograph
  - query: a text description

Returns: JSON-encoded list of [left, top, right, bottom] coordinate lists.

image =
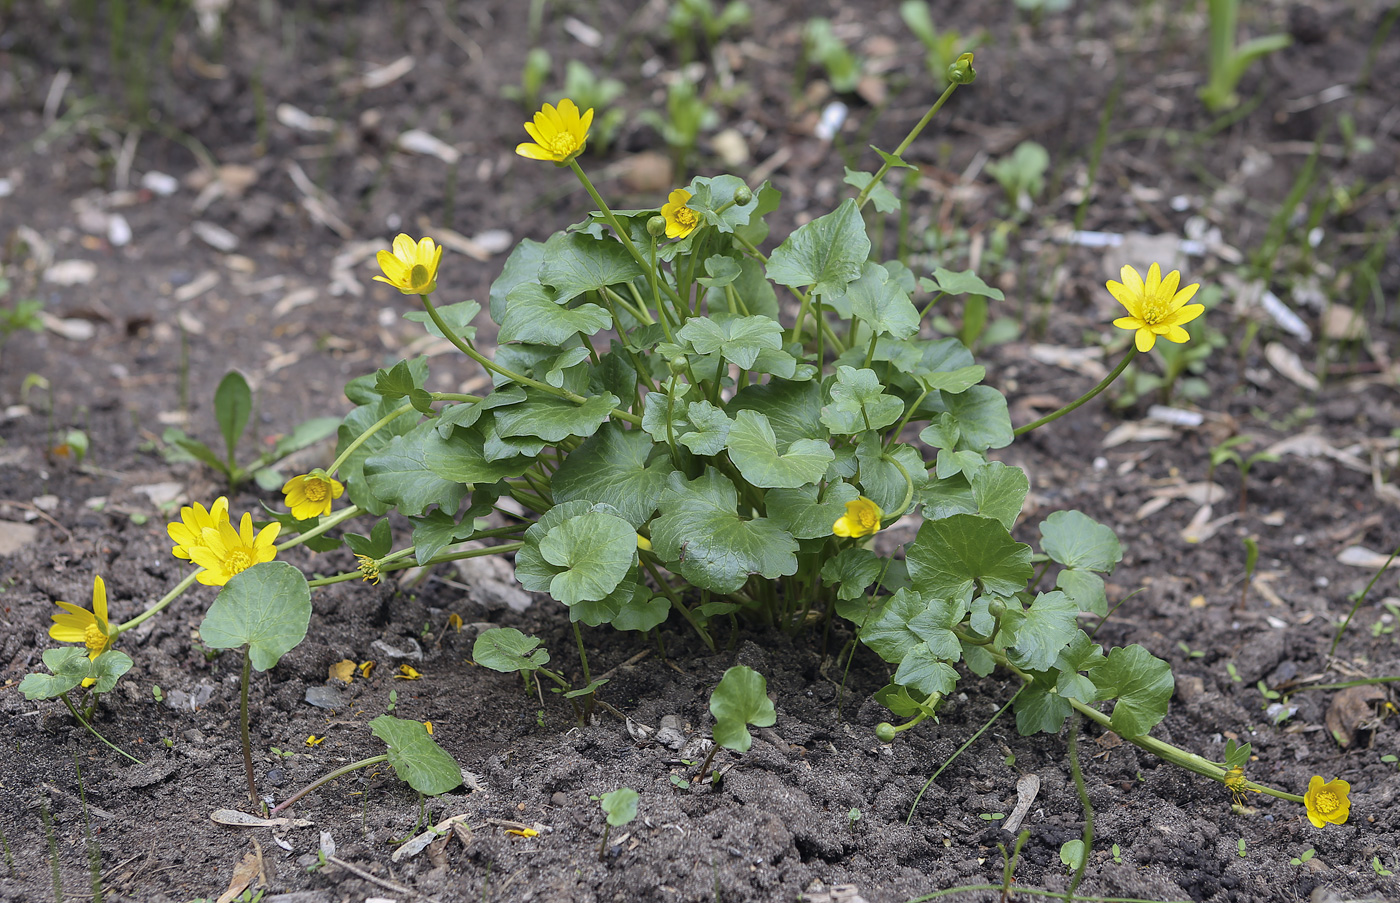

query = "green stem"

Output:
[[327, 403, 414, 477], [854, 81, 960, 211], [884, 388, 930, 451], [419, 293, 642, 427], [572, 621, 592, 686], [307, 541, 525, 587], [240, 649, 258, 804], [1329, 537, 1400, 656], [277, 504, 362, 552], [116, 570, 200, 633], [907, 690, 1018, 823], [1013, 347, 1137, 437], [58, 693, 144, 765], [271, 754, 389, 813]]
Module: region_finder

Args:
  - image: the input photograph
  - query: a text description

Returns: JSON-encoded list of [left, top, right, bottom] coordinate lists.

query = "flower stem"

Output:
[[1329, 537, 1400, 656], [240, 649, 258, 805], [271, 754, 389, 813], [58, 692, 144, 765], [117, 570, 201, 634], [306, 541, 524, 587], [328, 402, 415, 476], [1012, 347, 1137, 437], [854, 81, 960, 212]]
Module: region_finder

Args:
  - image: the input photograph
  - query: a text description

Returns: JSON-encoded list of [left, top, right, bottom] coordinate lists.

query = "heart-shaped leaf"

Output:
[[199, 562, 312, 671], [709, 665, 777, 752], [369, 715, 464, 796]]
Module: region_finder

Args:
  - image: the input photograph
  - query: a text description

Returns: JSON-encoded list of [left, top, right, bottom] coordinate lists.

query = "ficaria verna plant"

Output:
[[24, 53, 1350, 825]]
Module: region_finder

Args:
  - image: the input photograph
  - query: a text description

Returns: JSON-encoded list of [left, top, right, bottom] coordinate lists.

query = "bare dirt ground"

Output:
[[2, 2, 1399, 901]]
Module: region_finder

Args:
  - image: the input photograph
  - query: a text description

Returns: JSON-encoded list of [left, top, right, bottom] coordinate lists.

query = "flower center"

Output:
[[673, 208, 697, 229], [84, 623, 107, 653], [303, 479, 328, 503], [547, 133, 580, 157], [408, 264, 432, 292], [1316, 790, 1339, 814], [857, 508, 878, 529], [225, 549, 254, 576], [1138, 297, 1168, 325]]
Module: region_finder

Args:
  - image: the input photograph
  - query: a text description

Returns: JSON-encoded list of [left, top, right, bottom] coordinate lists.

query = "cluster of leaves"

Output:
[[303, 161, 1176, 739]]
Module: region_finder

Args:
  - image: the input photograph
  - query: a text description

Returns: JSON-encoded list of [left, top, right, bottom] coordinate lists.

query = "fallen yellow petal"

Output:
[[394, 664, 422, 680]]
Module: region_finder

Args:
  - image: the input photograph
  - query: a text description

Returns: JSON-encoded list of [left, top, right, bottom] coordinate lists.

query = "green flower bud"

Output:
[[667, 354, 689, 375], [733, 185, 753, 206], [647, 215, 667, 237], [948, 52, 977, 86], [875, 722, 897, 743]]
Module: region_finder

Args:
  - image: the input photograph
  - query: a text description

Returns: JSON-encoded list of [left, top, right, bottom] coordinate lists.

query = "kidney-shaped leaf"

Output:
[[369, 715, 464, 796], [726, 409, 833, 489], [709, 665, 777, 753], [199, 562, 312, 671], [906, 513, 1032, 604], [472, 627, 550, 673], [1092, 645, 1173, 737], [1039, 510, 1122, 573], [19, 647, 93, 700], [538, 509, 638, 605]]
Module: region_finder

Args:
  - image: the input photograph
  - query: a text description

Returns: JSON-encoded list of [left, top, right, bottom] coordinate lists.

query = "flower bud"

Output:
[[733, 185, 753, 206], [875, 722, 897, 744], [647, 215, 667, 237], [948, 52, 977, 85], [667, 353, 689, 374]]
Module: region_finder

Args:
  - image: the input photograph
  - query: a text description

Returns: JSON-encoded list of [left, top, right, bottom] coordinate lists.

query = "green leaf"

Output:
[[435, 386, 526, 435], [732, 181, 782, 246], [1054, 631, 1105, 703], [641, 384, 694, 445], [921, 267, 1005, 301], [920, 472, 977, 521], [472, 627, 550, 673], [709, 665, 777, 753], [912, 365, 985, 395], [821, 366, 904, 435], [87, 650, 133, 694], [971, 462, 1029, 531], [1057, 568, 1108, 617], [19, 648, 92, 700], [871, 145, 917, 170], [198, 562, 312, 671], [906, 514, 1033, 604], [421, 422, 535, 484], [726, 409, 833, 489], [369, 715, 464, 795], [364, 420, 471, 518], [499, 283, 613, 345], [766, 199, 870, 297], [337, 398, 419, 515], [489, 238, 546, 322], [853, 436, 927, 514], [713, 256, 779, 321], [214, 370, 252, 464], [936, 385, 1013, 451], [601, 787, 640, 827], [843, 168, 899, 214], [552, 425, 677, 528], [729, 379, 826, 446], [821, 547, 883, 601], [767, 480, 860, 540], [539, 230, 646, 303], [873, 683, 940, 719], [1014, 681, 1072, 735], [934, 448, 986, 481], [679, 401, 733, 455], [403, 300, 480, 343], [861, 588, 931, 664], [168, 432, 227, 474], [492, 390, 619, 443], [537, 508, 639, 605], [1039, 510, 1122, 573], [893, 647, 959, 698], [612, 589, 671, 632], [651, 470, 799, 594], [408, 508, 484, 566], [697, 255, 741, 288], [374, 360, 434, 414], [1092, 645, 1173, 737], [270, 416, 343, 459], [686, 174, 762, 233], [1001, 591, 1079, 673], [677, 314, 784, 370], [839, 262, 920, 339]]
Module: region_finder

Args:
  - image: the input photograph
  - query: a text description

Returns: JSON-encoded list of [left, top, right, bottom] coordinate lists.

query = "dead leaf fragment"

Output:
[[215, 848, 261, 903], [1325, 685, 1387, 748], [1264, 342, 1320, 391], [328, 659, 356, 684]]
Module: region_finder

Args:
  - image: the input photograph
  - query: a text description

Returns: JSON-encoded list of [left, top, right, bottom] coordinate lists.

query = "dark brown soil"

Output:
[[2, 2, 1399, 902]]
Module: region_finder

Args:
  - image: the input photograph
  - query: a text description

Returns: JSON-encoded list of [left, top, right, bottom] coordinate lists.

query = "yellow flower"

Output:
[[515, 98, 593, 165], [661, 189, 700, 239], [506, 827, 539, 838], [373, 234, 443, 295], [168, 497, 230, 561], [447, 613, 463, 633], [356, 554, 382, 585], [1107, 263, 1204, 352], [1304, 776, 1350, 827], [187, 513, 281, 587], [833, 496, 883, 538], [282, 470, 344, 520], [50, 575, 114, 664], [1223, 765, 1259, 806], [636, 534, 653, 552]]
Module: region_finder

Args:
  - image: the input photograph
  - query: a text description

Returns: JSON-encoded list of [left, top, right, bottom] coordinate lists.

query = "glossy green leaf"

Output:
[[611, 589, 671, 632], [821, 366, 904, 435], [641, 384, 694, 445], [199, 562, 311, 671], [403, 300, 480, 343], [838, 262, 919, 339], [408, 508, 485, 566], [1001, 591, 1078, 672], [214, 370, 252, 464], [709, 665, 777, 753], [369, 715, 464, 795], [820, 547, 883, 601], [473, 627, 550, 673], [893, 647, 959, 698], [766, 199, 870, 297], [499, 283, 613, 345], [726, 409, 833, 489], [677, 314, 783, 370], [1057, 568, 1108, 617], [651, 470, 799, 594], [19, 648, 92, 700], [1039, 510, 1122, 573], [1054, 631, 1105, 703], [711, 256, 779, 321], [344, 517, 393, 558], [539, 230, 645, 303], [87, 649, 133, 694], [767, 480, 860, 540], [421, 422, 535, 485], [492, 390, 618, 443], [860, 588, 929, 664], [921, 267, 1005, 301], [853, 437, 927, 514], [679, 401, 733, 455], [686, 174, 763, 233], [843, 168, 899, 214], [919, 472, 976, 521], [971, 462, 1029, 531], [337, 398, 420, 516], [489, 238, 546, 322], [728, 379, 825, 446], [1092, 645, 1173, 737], [552, 425, 677, 528], [873, 683, 940, 719], [374, 359, 434, 414], [937, 385, 1013, 451], [697, 255, 742, 289], [1014, 681, 1072, 735], [364, 420, 471, 517], [906, 513, 1033, 604], [537, 508, 639, 605]]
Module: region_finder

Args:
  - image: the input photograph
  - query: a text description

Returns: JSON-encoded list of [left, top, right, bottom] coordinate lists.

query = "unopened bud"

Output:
[[647, 215, 667, 237], [948, 52, 976, 85], [667, 354, 689, 375], [875, 722, 897, 743], [733, 185, 753, 206]]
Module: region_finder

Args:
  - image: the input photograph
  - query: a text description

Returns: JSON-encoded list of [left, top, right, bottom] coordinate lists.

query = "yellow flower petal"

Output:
[[1135, 328, 1157, 352]]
